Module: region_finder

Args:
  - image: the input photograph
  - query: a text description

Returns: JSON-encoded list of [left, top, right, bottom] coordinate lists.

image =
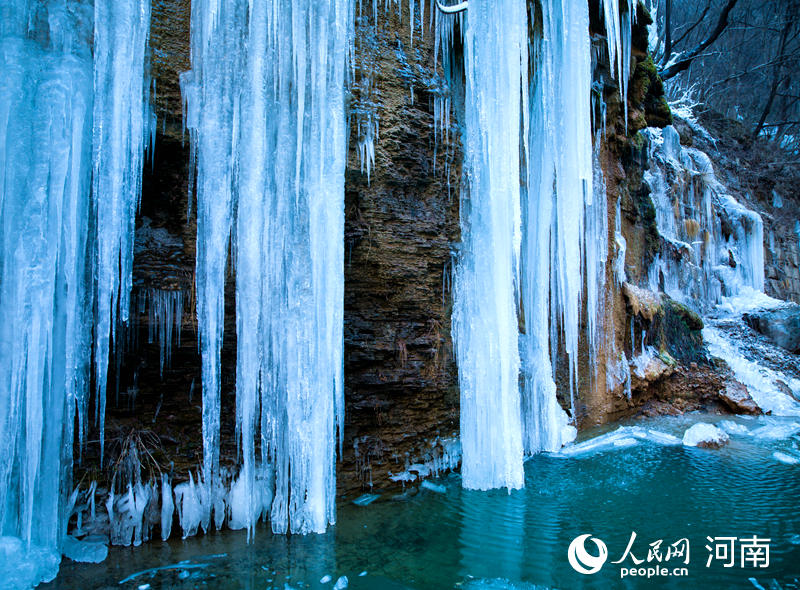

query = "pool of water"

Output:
[[46, 415, 800, 589]]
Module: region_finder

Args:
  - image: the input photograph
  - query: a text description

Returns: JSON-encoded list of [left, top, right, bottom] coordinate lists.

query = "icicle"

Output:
[[92, 0, 153, 461], [451, 0, 527, 491], [614, 197, 628, 283], [520, 0, 594, 450], [181, 0, 243, 522], [0, 1, 93, 584], [142, 288, 184, 376], [185, 0, 351, 534]]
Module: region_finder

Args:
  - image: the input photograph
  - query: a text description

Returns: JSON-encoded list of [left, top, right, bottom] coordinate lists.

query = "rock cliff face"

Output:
[[88, 0, 779, 499]]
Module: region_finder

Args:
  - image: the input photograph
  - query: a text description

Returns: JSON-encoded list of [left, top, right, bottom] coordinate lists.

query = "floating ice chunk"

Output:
[[773, 451, 800, 465], [333, 576, 349, 590], [62, 536, 108, 563], [719, 420, 749, 435], [352, 494, 380, 507], [420, 480, 447, 493], [321, 574, 332, 584], [138, 585, 151, 590], [559, 427, 639, 457], [118, 562, 211, 584], [682, 423, 730, 448], [359, 571, 367, 577], [749, 422, 800, 441]]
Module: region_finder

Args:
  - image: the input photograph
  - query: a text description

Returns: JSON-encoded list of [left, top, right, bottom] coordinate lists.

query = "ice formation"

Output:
[[682, 423, 730, 448], [450, 0, 527, 490], [447, 0, 630, 489], [92, 0, 153, 460], [644, 125, 765, 309], [1, 0, 92, 584], [131, 288, 184, 376], [183, 0, 352, 533]]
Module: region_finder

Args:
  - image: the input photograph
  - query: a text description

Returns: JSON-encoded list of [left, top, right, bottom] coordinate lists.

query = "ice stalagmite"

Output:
[[184, 0, 351, 533], [0, 0, 93, 585], [452, 0, 527, 491], [92, 0, 152, 459]]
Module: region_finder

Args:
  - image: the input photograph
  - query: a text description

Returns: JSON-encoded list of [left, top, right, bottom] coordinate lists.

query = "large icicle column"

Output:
[[180, 0, 244, 532], [0, 1, 93, 585], [91, 0, 153, 459], [183, 0, 351, 534], [451, 0, 527, 491], [447, 0, 631, 481], [520, 0, 594, 453]]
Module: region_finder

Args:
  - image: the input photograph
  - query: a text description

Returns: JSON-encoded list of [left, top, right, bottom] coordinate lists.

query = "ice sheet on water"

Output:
[[558, 425, 680, 457], [352, 494, 380, 506], [420, 480, 447, 493], [749, 422, 800, 441], [62, 535, 108, 563], [719, 420, 750, 435], [773, 451, 800, 465], [634, 429, 682, 446]]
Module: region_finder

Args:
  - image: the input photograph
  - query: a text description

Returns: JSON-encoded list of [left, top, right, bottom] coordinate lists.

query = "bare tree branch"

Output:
[[660, 0, 740, 80]]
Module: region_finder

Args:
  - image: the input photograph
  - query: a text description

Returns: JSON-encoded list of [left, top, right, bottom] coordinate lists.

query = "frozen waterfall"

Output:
[[644, 124, 765, 309], [92, 0, 153, 460], [446, 0, 628, 489], [182, 0, 351, 534], [1, 0, 152, 581], [451, 0, 527, 491], [0, 0, 94, 585]]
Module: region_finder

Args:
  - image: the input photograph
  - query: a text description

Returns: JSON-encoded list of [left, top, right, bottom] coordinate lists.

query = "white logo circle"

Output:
[[568, 534, 608, 575]]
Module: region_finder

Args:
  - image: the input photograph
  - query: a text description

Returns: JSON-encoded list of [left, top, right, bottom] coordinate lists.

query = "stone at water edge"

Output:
[[718, 380, 761, 415], [682, 423, 730, 449], [743, 304, 800, 354]]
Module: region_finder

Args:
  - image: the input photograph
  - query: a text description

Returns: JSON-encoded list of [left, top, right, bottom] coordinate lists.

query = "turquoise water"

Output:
[[47, 416, 800, 589]]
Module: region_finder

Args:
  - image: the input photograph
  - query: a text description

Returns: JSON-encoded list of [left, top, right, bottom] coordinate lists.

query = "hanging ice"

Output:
[[445, 0, 627, 485], [92, 0, 153, 459], [180, 0, 243, 526], [520, 0, 595, 453], [0, 0, 93, 585], [451, 0, 527, 491], [184, 0, 351, 533]]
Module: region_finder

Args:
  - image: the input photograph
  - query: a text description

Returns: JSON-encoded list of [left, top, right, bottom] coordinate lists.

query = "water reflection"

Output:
[[46, 417, 800, 590]]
